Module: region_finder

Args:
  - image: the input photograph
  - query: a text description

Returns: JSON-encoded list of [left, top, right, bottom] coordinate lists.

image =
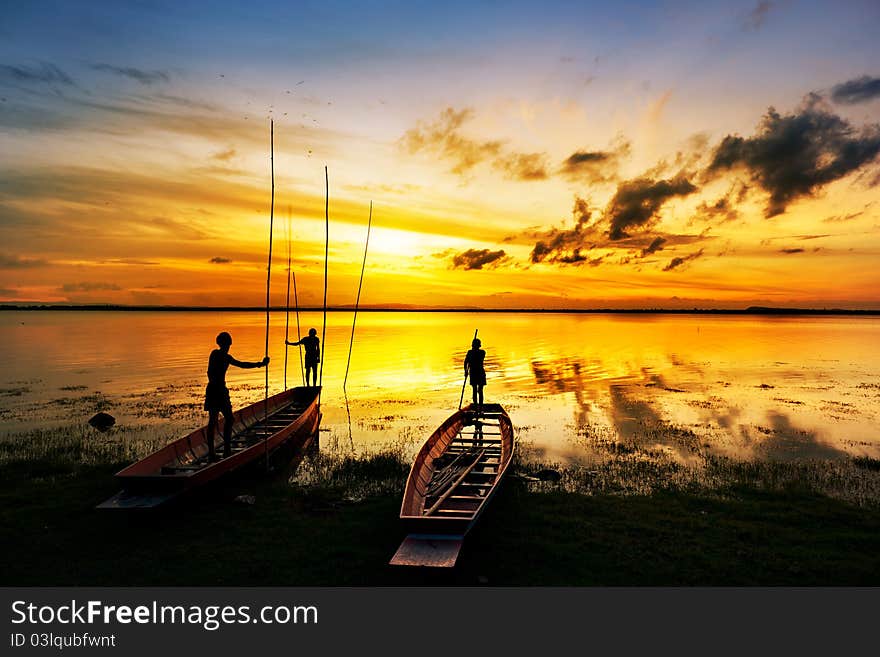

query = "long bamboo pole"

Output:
[[319, 166, 328, 392], [263, 119, 275, 469], [292, 271, 304, 386], [343, 200, 372, 390], [283, 210, 291, 391]]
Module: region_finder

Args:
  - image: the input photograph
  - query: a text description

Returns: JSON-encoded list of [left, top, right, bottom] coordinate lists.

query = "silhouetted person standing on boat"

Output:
[[204, 331, 269, 461], [464, 338, 486, 410], [287, 327, 320, 387]]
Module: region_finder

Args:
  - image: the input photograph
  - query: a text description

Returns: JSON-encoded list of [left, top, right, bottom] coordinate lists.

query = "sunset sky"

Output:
[[1, 0, 879, 309]]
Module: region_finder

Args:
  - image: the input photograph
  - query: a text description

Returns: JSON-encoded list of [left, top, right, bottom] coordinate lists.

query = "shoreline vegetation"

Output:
[[3, 420, 880, 585], [1, 304, 879, 315]]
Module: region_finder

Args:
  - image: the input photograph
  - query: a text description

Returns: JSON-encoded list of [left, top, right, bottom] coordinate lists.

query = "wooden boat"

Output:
[[390, 402, 514, 567], [97, 386, 321, 509]]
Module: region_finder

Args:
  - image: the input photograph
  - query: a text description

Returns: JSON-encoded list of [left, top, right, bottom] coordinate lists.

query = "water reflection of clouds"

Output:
[[528, 353, 849, 464], [530, 357, 613, 426], [530, 355, 703, 459], [751, 411, 845, 461]]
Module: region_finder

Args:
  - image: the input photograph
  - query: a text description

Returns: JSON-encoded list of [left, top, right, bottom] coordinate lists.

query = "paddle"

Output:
[[459, 329, 478, 410]]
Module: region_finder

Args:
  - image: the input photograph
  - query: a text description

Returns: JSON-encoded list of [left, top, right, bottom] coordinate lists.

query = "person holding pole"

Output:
[[464, 337, 486, 411], [287, 328, 320, 386], [204, 331, 269, 461]]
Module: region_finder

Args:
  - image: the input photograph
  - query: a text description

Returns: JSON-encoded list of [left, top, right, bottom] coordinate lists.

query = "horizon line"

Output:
[[1, 303, 879, 315]]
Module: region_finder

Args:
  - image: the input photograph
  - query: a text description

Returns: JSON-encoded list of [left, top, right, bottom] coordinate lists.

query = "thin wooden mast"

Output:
[[263, 119, 275, 468], [319, 166, 329, 392], [343, 200, 372, 390], [283, 209, 291, 390], [292, 270, 305, 385]]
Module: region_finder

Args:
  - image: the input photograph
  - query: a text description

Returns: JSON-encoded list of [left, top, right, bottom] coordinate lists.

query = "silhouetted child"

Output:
[[204, 331, 269, 460], [287, 327, 320, 386], [464, 337, 486, 410]]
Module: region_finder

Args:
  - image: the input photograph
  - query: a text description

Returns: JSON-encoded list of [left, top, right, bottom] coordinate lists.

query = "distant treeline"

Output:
[[1, 304, 878, 315]]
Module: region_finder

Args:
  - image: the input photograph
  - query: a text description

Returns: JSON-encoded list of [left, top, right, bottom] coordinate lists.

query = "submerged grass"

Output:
[[290, 443, 411, 501], [0, 423, 174, 482], [3, 417, 880, 506], [517, 452, 880, 507]]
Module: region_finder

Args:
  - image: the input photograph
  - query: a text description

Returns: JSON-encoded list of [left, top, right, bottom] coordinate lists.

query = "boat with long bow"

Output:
[[97, 386, 321, 509], [390, 402, 514, 567]]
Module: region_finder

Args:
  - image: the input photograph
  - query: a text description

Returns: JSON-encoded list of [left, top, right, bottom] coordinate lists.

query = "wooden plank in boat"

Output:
[[389, 534, 464, 568], [424, 449, 485, 515], [437, 498, 482, 511]]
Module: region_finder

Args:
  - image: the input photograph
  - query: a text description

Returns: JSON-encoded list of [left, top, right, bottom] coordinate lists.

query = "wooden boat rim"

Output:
[[399, 402, 515, 527], [113, 385, 321, 480]]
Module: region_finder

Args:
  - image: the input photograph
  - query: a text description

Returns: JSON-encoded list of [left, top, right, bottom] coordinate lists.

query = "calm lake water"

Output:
[[1, 310, 879, 465]]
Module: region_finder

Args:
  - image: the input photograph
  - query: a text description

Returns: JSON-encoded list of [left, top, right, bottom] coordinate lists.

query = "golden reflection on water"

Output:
[[1, 311, 879, 464]]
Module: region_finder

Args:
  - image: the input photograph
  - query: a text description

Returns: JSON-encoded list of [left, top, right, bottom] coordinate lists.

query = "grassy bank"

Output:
[[2, 436, 880, 586]]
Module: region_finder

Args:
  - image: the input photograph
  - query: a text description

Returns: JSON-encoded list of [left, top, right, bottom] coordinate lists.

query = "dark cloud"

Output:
[[527, 185, 705, 266], [209, 256, 232, 264], [91, 64, 170, 85], [607, 175, 697, 239], [562, 150, 609, 167], [823, 210, 865, 223], [0, 62, 74, 87], [707, 96, 880, 217], [401, 107, 546, 181], [529, 197, 604, 264], [0, 288, 19, 297], [690, 182, 746, 225], [559, 139, 631, 183], [404, 115, 629, 183], [526, 139, 708, 266], [640, 236, 667, 257], [692, 196, 738, 224], [744, 1, 774, 31], [556, 252, 603, 266], [779, 248, 805, 254], [59, 282, 122, 292], [831, 75, 880, 105], [450, 248, 508, 270], [663, 249, 704, 271], [493, 152, 549, 180], [0, 253, 46, 268]]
